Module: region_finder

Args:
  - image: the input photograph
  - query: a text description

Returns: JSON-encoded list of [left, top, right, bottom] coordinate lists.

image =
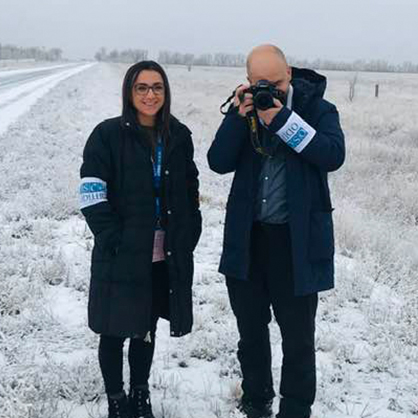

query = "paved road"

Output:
[[0, 63, 93, 135], [0, 64, 80, 92]]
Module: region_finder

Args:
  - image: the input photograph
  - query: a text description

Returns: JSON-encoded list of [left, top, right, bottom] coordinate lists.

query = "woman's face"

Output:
[[132, 70, 165, 123]]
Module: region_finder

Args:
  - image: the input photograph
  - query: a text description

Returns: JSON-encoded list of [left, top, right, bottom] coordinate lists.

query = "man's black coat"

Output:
[[207, 68, 345, 296], [81, 116, 202, 338]]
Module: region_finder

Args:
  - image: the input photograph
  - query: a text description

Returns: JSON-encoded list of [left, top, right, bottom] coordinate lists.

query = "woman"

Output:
[[79, 61, 202, 418]]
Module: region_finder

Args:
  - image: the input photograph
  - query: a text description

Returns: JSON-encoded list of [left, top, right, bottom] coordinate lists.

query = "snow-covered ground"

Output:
[[0, 63, 94, 135], [0, 63, 417, 418]]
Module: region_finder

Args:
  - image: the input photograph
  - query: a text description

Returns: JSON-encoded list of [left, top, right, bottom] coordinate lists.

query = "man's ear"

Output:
[[247, 76, 252, 85], [287, 66, 292, 81]]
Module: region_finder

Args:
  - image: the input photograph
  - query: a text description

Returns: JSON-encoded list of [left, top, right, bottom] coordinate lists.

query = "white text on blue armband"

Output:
[[276, 112, 316, 153], [79, 177, 108, 209]]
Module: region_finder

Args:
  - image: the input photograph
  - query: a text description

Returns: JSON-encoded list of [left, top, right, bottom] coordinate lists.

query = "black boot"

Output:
[[128, 385, 155, 418], [238, 397, 273, 418], [107, 392, 131, 418]]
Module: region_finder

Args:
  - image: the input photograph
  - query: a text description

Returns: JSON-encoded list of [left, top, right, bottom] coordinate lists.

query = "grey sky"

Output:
[[1, 0, 417, 63]]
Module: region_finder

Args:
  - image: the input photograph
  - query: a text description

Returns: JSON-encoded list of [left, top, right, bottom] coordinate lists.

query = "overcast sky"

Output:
[[1, 0, 417, 63]]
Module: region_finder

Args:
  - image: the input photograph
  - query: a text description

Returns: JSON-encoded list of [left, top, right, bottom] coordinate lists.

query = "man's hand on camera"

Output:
[[234, 84, 254, 117], [257, 98, 284, 126]]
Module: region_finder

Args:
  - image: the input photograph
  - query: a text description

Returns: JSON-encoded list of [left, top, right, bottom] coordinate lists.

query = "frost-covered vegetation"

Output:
[[94, 48, 148, 64], [0, 43, 63, 61], [0, 63, 417, 417]]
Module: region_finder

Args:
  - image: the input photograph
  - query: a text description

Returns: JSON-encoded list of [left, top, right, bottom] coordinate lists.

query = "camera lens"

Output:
[[254, 91, 274, 110]]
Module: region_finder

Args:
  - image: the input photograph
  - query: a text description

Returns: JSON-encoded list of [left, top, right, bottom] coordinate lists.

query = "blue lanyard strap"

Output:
[[152, 138, 163, 228]]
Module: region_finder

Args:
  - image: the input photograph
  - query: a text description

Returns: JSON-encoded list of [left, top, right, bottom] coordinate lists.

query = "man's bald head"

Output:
[[246, 44, 292, 93], [246, 44, 287, 75]]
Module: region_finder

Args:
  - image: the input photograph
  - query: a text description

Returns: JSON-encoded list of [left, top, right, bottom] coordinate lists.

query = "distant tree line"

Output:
[[94, 48, 245, 67], [0, 43, 62, 61], [94, 47, 418, 74], [288, 57, 418, 74], [94, 47, 148, 63], [158, 51, 246, 67]]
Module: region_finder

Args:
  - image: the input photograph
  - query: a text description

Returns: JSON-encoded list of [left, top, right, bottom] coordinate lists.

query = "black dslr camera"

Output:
[[240, 80, 286, 111]]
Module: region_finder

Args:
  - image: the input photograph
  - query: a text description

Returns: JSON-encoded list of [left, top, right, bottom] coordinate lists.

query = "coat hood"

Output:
[[290, 67, 327, 113]]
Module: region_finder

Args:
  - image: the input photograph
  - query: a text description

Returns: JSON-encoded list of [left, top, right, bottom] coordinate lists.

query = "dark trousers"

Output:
[[99, 261, 169, 395], [227, 222, 318, 418]]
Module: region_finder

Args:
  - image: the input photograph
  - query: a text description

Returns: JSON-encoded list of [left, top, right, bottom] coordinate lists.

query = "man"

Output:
[[207, 45, 345, 418]]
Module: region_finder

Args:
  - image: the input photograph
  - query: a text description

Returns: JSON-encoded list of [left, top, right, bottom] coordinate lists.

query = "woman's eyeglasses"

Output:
[[133, 83, 165, 96]]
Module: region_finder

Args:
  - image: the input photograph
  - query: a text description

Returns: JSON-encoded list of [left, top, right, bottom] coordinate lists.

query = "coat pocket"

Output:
[[91, 227, 122, 282], [308, 210, 335, 261], [94, 227, 122, 260]]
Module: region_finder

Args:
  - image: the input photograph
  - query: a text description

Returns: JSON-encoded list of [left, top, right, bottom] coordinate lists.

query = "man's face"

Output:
[[247, 54, 291, 94]]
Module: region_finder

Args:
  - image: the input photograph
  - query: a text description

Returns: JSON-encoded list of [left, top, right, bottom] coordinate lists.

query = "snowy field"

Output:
[[0, 62, 417, 418], [0, 63, 94, 135]]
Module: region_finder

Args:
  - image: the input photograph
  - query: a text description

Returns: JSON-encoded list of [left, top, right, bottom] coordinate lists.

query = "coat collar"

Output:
[[120, 115, 190, 159]]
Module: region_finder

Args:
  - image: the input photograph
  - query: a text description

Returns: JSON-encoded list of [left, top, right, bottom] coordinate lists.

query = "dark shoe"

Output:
[[128, 386, 155, 418], [277, 398, 312, 418], [238, 397, 273, 418], [276, 413, 311, 418], [107, 392, 131, 418]]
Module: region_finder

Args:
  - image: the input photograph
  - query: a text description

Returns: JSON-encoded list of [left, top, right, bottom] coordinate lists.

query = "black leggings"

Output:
[[98, 261, 169, 395]]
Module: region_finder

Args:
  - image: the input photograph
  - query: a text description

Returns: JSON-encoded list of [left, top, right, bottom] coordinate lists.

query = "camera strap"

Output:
[[219, 87, 272, 156], [245, 110, 274, 157], [220, 85, 243, 115], [220, 92, 234, 115]]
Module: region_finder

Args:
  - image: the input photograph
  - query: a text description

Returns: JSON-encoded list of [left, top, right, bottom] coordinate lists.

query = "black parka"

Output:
[[207, 68, 345, 296], [80, 115, 202, 338]]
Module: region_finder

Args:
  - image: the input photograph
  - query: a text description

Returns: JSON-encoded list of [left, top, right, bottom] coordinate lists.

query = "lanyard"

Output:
[[152, 138, 163, 229]]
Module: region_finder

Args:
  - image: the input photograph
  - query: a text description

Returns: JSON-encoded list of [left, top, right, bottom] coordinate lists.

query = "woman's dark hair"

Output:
[[122, 60, 171, 141]]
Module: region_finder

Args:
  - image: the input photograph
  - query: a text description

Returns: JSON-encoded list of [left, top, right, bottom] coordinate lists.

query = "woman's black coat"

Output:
[[80, 116, 202, 338]]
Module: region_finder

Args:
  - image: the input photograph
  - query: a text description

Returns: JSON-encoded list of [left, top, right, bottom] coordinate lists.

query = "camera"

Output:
[[241, 80, 286, 110]]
